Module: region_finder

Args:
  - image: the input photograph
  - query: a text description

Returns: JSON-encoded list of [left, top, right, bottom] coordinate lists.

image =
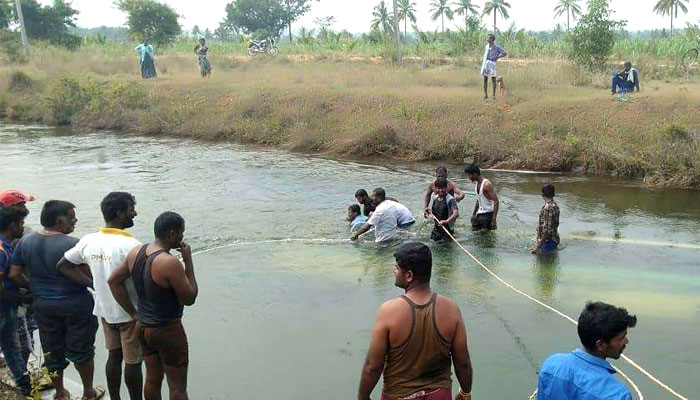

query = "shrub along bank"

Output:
[[1, 58, 699, 187]]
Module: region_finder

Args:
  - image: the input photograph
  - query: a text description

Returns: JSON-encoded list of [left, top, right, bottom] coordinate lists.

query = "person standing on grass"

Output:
[[465, 163, 499, 231], [0, 207, 31, 397], [536, 302, 637, 400], [480, 34, 507, 100], [136, 39, 157, 79], [611, 62, 639, 95], [9, 201, 105, 400], [57, 192, 142, 400], [357, 242, 473, 400], [109, 212, 198, 400], [425, 178, 459, 242], [423, 167, 465, 217], [194, 38, 212, 78], [532, 184, 560, 254]]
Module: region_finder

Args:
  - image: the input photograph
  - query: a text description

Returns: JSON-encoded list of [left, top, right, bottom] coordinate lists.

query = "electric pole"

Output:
[[15, 0, 29, 57], [392, 0, 402, 65]]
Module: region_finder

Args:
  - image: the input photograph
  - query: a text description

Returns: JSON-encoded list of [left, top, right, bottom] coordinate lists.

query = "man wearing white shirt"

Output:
[[58, 192, 143, 400], [352, 188, 413, 243]]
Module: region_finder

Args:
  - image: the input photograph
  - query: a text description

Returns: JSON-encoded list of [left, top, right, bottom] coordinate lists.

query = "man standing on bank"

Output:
[[480, 34, 507, 100], [357, 242, 473, 400], [537, 302, 637, 400], [465, 163, 499, 231], [109, 212, 198, 400], [58, 192, 142, 400]]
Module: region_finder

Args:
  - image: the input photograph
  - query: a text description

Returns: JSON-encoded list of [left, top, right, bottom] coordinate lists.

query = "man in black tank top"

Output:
[[426, 178, 460, 242], [109, 212, 198, 400]]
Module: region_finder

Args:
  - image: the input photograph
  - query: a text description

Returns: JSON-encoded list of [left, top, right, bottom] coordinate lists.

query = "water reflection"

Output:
[[533, 252, 561, 301]]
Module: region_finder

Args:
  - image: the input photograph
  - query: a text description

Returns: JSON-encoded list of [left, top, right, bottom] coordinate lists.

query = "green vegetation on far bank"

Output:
[[2, 48, 699, 187]]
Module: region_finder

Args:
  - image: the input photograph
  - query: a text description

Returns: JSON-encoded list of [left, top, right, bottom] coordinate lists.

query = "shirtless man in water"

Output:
[[423, 167, 465, 217], [465, 163, 499, 231], [357, 242, 473, 400]]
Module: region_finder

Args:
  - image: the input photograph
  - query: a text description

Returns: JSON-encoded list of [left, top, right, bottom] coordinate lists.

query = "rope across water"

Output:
[[427, 214, 688, 400]]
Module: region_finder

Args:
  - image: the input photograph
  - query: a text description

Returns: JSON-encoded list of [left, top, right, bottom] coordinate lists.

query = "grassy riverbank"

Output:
[[1, 49, 700, 187]]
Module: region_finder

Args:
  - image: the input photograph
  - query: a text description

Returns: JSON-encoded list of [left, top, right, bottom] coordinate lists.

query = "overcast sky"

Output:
[[43, 0, 699, 33]]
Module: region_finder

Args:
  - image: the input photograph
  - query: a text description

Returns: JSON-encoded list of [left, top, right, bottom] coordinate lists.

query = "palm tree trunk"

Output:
[[289, 22, 293, 42], [671, 8, 674, 34], [442, 13, 445, 32], [494, 12, 497, 32], [567, 9, 570, 31], [405, 18, 407, 41]]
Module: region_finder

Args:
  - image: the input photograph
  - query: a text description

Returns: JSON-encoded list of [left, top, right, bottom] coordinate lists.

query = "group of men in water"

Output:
[[0, 190, 196, 400], [348, 163, 559, 255], [0, 169, 636, 400]]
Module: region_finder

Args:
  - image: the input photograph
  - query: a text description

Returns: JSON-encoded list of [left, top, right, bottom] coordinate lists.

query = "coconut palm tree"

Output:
[[653, 0, 689, 34], [397, 0, 417, 40], [430, 0, 454, 33], [553, 0, 582, 32], [453, 0, 480, 29], [371, 0, 395, 36], [483, 0, 511, 32]]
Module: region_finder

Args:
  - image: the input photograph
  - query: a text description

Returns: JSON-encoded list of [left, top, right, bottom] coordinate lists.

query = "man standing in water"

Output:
[[348, 205, 368, 232], [352, 188, 412, 242], [109, 212, 198, 400], [532, 184, 560, 254], [10, 201, 105, 400], [357, 242, 473, 400], [423, 167, 465, 217], [465, 163, 499, 231], [537, 302, 637, 400], [58, 192, 142, 400], [480, 34, 507, 100], [355, 189, 376, 217], [425, 178, 459, 242]]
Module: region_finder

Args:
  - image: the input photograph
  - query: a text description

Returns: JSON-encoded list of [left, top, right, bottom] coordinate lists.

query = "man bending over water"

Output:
[[109, 212, 198, 400], [357, 242, 473, 400]]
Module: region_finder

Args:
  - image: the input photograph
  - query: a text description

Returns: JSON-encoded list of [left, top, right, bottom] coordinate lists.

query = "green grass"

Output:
[[1, 44, 700, 187]]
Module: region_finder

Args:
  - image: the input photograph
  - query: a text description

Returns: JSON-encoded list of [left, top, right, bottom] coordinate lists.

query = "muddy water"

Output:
[[1, 124, 698, 399]]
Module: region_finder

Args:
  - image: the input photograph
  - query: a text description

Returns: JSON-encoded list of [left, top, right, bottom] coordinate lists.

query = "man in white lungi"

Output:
[[481, 34, 507, 100]]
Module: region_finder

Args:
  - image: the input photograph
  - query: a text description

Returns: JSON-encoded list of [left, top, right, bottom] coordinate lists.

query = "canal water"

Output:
[[1, 124, 698, 399]]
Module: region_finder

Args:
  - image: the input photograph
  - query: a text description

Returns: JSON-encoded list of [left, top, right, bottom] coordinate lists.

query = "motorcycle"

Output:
[[247, 37, 279, 57]]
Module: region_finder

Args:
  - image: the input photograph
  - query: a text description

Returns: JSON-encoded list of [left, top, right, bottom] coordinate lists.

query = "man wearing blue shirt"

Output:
[[347, 204, 368, 232], [537, 302, 638, 400]]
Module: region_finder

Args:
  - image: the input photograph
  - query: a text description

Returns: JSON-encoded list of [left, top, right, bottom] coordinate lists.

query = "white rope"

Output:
[[428, 214, 689, 400]]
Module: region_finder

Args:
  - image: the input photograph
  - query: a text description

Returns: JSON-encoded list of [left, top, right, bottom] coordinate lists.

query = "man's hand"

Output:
[[440, 220, 450, 226], [424, 208, 431, 219], [351, 234, 359, 242], [531, 248, 540, 255], [455, 393, 472, 400], [491, 220, 497, 230], [177, 242, 192, 260], [470, 215, 476, 223]]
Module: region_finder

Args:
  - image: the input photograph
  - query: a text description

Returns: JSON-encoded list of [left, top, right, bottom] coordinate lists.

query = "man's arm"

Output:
[[424, 184, 434, 211], [484, 182, 499, 229], [452, 183, 466, 202], [497, 46, 507, 59], [108, 254, 138, 318], [451, 306, 473, 398], [57, 256, 94, 289], [471, 201, 479, 221], [352, 224, 372, 241], [357, 306, 390, 400], [164, 243, 198, 306], [9, 265, 29, 288]]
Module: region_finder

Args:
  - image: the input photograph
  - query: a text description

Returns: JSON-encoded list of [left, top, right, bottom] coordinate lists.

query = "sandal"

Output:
[[82, 386, 106, 400]]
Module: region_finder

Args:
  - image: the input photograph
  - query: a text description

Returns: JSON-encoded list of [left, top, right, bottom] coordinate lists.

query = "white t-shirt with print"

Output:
[[64, 228, 141, 324], [367, 201, 399, 243]]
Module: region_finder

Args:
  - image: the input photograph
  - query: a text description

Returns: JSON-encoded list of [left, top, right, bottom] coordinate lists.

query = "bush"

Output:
[[0, 31, 27, 64], [8, 71, 34, 91], [43, 76, 98, 124], [568, 0, 626, 70]]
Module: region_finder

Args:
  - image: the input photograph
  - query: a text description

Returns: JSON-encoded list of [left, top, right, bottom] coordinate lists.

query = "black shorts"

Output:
[[472, 212, 494, 230], [34, 293, 98, 372], [431, 224, 454, 241]]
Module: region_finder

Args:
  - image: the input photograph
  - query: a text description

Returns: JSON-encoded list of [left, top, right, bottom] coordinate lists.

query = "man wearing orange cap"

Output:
[[0, 190, 36, 219]]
